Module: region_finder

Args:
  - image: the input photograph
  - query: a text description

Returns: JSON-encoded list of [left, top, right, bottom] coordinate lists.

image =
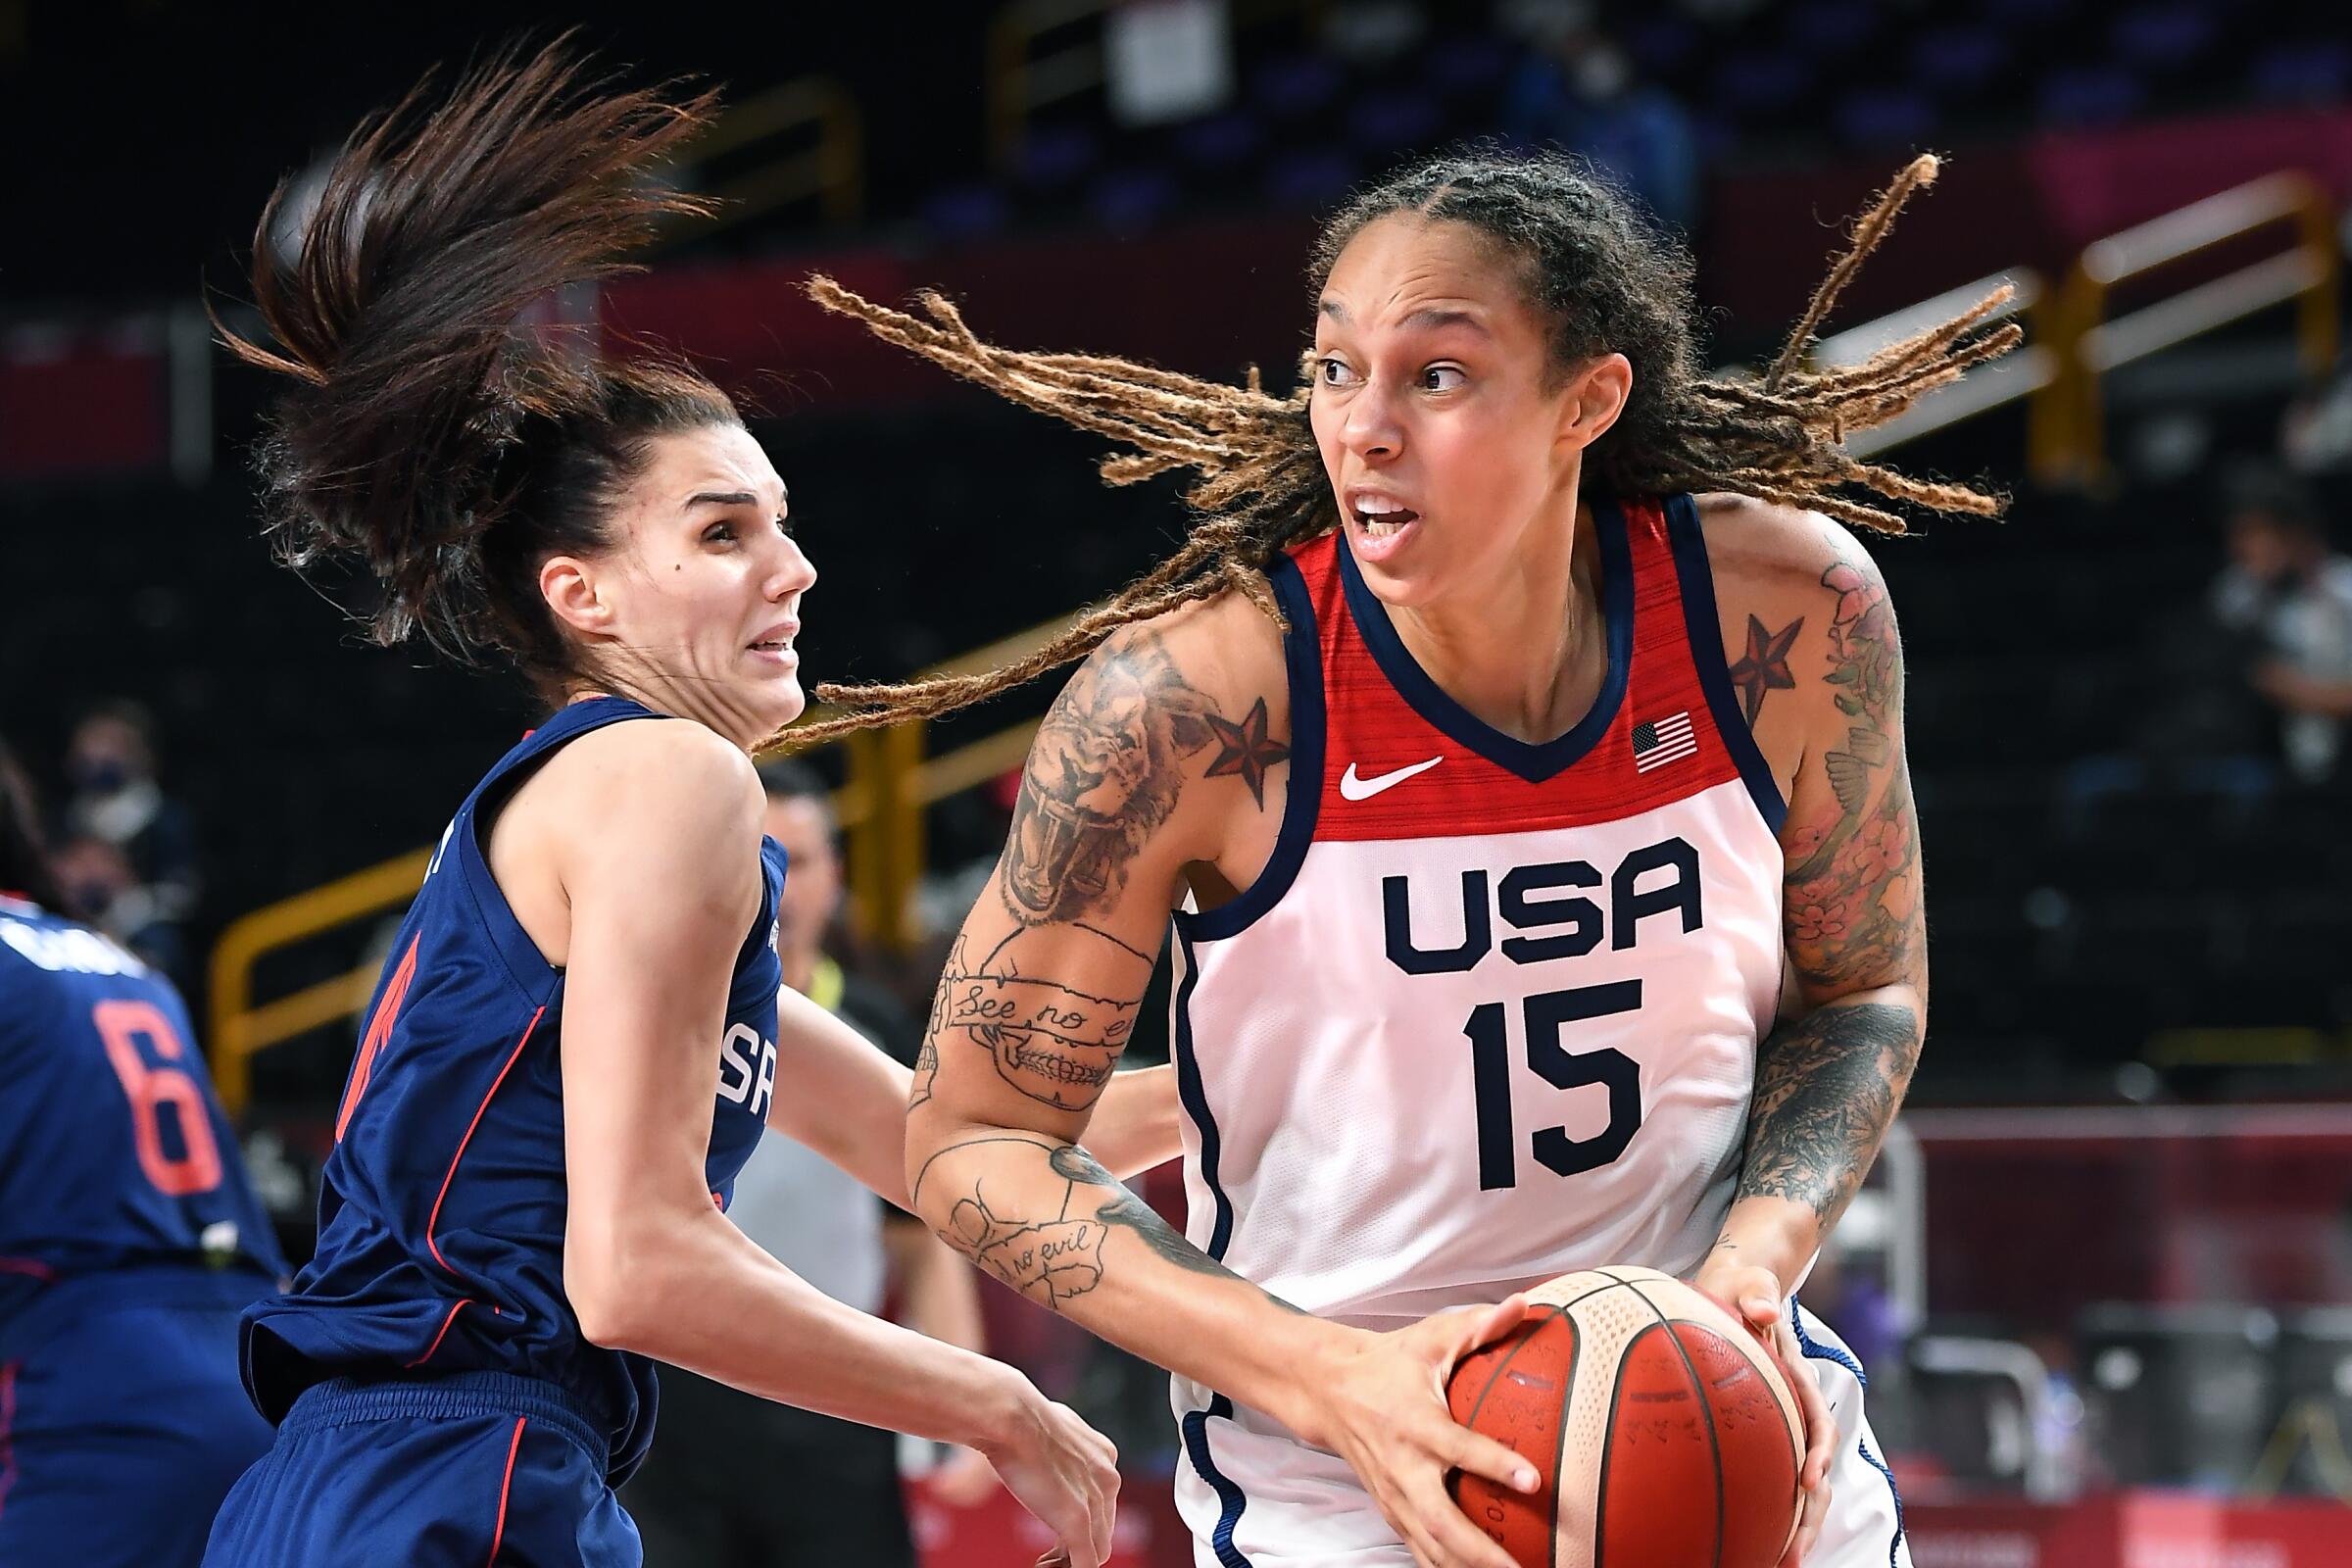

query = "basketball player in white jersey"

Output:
[[793, 153, 2011, 1568]]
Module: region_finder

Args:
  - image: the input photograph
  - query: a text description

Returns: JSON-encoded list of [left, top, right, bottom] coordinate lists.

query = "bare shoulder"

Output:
[[515, 717, 763, 895], [553, 715, 761, 817], [1110, 579, 1289, 715], [486, 715, 763, 963], [1004, 583, 1295, 926], [1693, 492, 1890, 614]]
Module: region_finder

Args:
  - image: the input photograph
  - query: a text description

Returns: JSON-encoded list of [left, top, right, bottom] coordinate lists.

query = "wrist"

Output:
[[1706, 1198, 1822, 1296], [1255, 1317, 1371, 1446], [958, 1362, 1043, 1458]]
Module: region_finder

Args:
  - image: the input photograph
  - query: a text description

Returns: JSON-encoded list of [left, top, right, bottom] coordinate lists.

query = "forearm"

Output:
[[908, 1107, 1350, 1435], [1085, 1062, 1185, 1179], [1719, 985, 1924, 1293], [571, 1202, 1022, 1448], [887, 1219, 988, 1354]]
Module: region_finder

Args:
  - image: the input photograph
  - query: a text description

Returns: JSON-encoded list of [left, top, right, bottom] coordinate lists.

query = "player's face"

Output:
[[1309, 215, 1621, 611], [566, 423, 816, 746]]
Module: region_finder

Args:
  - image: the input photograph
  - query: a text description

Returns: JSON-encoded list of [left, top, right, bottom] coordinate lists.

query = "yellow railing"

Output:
[[688, 74, 864, 231], [205, 605, 1094, 1116], [2029, 172, 2338, 485], [205, 174, 2343, 1114], [208, 849, 433, 1116], [1811, 269, 2058, 460]]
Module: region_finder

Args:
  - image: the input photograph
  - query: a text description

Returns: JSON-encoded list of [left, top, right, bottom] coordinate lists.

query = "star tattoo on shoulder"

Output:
[[1728, 614, 1804, 725], [1201, 696, 1290, 808]]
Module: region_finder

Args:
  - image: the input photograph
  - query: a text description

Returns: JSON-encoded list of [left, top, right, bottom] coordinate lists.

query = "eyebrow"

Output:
[[682, 487, 788, 513], [1315, 300, 1491, 335]]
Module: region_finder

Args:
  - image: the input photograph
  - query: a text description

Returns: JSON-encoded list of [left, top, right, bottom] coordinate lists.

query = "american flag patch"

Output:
[[1631, 710, 1698, 772]]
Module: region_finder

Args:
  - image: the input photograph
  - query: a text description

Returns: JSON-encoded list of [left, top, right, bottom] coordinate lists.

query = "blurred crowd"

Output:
[[18, 702, 203, 990]]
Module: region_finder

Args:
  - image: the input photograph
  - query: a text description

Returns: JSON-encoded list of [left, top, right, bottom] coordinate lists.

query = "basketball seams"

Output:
[[1547, 1322, 1579, 1568], [1462, 1267, 1803, 1568], [1460, 1303, 1568, 1431], [1633, 1295, 1730, 1568], [1451, 1303, 1576, 1568], [1589, 1281, 1633, 1568]]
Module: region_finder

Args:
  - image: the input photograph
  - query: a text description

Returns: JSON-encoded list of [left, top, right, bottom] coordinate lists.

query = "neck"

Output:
[[1388, 495, 1607, 744], [563, 662, 760, 755], [780, 945, 820, 995]]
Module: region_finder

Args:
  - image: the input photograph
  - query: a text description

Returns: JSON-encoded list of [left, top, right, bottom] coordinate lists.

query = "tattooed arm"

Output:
[[906, 604, 1328, 1373], [1697, 501, 1929, 1296], [906, 600, 1539, 1568]]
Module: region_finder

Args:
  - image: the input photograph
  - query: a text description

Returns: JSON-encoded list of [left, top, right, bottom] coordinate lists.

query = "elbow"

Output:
[[564, 1214, 671, 1350], [904, 1104, 964, 1229]]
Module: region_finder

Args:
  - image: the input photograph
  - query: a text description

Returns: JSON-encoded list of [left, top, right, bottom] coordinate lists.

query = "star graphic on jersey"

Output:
[[1727, 613, 1803, 724], [1201, 697, 1290, 808]]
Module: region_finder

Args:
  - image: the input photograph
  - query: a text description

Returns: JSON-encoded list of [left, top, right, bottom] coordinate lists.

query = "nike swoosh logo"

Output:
[[1339, 756, 1444, 801]]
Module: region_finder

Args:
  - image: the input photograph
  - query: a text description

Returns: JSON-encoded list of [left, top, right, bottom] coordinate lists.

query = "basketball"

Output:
[[1447, 1266, 1804, 1568]]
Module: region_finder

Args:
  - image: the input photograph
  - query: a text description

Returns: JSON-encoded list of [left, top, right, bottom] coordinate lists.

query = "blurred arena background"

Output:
[[6, 1, 2352, 1562]]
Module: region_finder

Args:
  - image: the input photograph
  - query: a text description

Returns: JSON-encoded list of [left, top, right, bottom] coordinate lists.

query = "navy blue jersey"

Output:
[[0, 895, 285, 1334], [240, 697, 784, 1485]]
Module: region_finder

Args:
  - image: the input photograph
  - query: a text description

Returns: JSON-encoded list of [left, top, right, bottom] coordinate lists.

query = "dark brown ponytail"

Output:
[[218, 37, 740, 687]]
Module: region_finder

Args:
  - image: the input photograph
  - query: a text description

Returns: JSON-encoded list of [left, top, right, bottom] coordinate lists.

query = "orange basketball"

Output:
[[1446, 1266, 1803, 1568]]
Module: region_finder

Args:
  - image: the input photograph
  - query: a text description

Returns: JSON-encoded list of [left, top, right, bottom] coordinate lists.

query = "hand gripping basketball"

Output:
[[1444, 1268, 1811, 1568], [1693, 1262, 1838, 1568], [1295, 1297, 1544, 1568]]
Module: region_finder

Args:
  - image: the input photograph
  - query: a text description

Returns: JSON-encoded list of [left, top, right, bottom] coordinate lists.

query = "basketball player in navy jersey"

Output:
[[0, 739, 287, 1568], [200, 45, 1177, 1568], [797, 155, 2015, 1567]]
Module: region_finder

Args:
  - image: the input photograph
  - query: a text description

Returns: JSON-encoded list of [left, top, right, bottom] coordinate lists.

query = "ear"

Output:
[[539, 555, 614, 642], [1556, 352, 1634, 451]]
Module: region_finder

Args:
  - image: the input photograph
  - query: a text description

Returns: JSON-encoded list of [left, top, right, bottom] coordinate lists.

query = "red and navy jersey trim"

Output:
[[1663, 492, 1788, 832], [1309, 494, 1777, 842], [1336, 492, 1636, 783], [1175, 496, 1785, 940], [1177, 554, 1325, 943]]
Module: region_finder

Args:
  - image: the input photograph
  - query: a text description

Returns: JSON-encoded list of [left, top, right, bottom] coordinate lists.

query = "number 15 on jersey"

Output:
[[1463, 980, 1643, 1191]]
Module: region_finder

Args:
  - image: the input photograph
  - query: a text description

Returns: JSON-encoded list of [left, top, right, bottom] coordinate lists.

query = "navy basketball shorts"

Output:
[[202, 1370, 637, 1568], [0, 1277, 273, 1568]]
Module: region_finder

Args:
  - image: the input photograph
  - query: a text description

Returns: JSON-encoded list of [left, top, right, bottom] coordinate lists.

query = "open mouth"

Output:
[[1350, 497, 1420, 537], [749, 621, 801, 661]]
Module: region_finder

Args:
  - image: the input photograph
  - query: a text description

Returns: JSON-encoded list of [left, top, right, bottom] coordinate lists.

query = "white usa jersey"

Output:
[[1162, 496, 1906, 1568], [1170, 493, 1786, 1328]]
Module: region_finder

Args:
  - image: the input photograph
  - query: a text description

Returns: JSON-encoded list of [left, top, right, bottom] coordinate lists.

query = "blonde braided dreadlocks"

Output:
[[777, 152, 2015, 750]]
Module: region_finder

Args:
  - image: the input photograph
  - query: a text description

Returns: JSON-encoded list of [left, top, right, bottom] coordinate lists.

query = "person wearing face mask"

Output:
[[199, 44, 1181, 1568], [792, 152, 2014, 1568], [60, 702, 199, 985]]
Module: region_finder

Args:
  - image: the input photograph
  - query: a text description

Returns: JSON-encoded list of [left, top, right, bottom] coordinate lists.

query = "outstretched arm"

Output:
[[544, 724, 1118, 1566]]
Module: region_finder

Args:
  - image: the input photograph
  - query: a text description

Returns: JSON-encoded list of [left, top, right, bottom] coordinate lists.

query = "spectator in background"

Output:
[[1500, 1, 1699, 234], [60, 702, 199, 976], [51, 834, 188, 981], [624, 760, 996, 1568], [2213, 466, 2352, 785], [2281, 363, 2352, 480], [2058, 464, 2351, 831]]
